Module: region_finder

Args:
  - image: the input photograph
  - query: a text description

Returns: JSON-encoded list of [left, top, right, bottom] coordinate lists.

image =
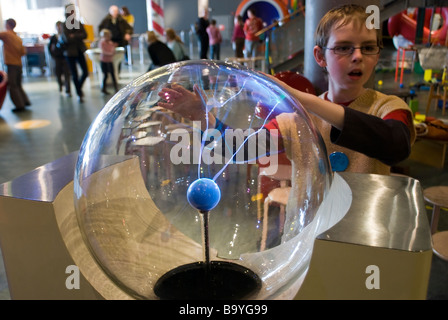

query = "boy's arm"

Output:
[[330, 108, 411, 165], [265, 74, 346, 130], [265, 73, 411, 165], [158, 84, 284, 162]]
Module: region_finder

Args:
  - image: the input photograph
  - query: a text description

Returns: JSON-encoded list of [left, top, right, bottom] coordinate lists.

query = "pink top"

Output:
[[232, 24, 245, 41], [206, 25, 222, 45], [100, 39, 117, 63]]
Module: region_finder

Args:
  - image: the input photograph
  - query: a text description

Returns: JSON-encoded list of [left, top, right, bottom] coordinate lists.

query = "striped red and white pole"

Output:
[[147, 0, 165, 38]]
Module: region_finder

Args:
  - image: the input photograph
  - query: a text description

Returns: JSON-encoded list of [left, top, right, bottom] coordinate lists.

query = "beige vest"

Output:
[[278, 89, 416, 176]]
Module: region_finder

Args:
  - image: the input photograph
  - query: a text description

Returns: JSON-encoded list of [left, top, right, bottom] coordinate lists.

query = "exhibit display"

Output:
[[73, 60, 333, 299]]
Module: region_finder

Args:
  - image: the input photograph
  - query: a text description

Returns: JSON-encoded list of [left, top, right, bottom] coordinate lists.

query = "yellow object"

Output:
[[425, 66, 447, 117], [84, 24, 95, 73], [424, 69, 432, 82], [414, 114, 426, 122], [251, 193, 264, 202], [378, 80, 383, 86], [14, 120, 51, 130]]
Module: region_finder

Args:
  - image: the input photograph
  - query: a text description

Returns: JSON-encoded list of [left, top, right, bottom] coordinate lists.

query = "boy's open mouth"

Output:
[[348, 70, 363, 77]]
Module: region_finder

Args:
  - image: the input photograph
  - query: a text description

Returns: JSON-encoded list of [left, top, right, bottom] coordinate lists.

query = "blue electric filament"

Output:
[[187, 178, 221, 212]]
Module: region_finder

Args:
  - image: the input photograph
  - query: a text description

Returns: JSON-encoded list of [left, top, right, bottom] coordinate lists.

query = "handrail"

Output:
[[255, 5, 305, 37]]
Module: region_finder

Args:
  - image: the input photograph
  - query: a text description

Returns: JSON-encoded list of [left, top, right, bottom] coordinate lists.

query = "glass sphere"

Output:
[[74, 60, 332, 300]]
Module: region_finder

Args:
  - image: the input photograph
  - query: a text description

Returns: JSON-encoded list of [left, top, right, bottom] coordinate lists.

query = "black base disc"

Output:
[[154, 261, 261, 300]]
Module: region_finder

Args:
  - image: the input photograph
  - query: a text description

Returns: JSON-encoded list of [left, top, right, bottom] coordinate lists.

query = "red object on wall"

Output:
[[388, 8, 448, 44], [275, 71, 316, 95]]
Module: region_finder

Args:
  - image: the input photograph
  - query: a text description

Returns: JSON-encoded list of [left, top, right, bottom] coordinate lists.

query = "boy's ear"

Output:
[[313, 45, 326, 67]]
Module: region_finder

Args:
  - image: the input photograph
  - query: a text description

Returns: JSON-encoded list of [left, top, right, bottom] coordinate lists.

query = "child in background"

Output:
[[206, 19, 222, 60], [99, 29, 118, 94]]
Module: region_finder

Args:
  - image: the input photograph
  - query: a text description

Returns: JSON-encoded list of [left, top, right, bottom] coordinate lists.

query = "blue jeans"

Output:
[[244, 39, 259, 58], [210, 43, 220, 60]]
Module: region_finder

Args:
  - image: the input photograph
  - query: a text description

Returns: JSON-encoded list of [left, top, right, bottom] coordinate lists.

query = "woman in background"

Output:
[[165, 28, 188, 61], [146, 31, 176, 71], [121, 6, 135, 27], [231, 15, 245, 58]]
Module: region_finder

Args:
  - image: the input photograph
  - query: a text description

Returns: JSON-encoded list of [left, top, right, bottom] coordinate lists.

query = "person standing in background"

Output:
[[99, 5, 133, 69], [120, 6, 135, 65], [0, 18, 31, 112], [120, 6, 135, 27], [243, 8, 264, 59], [195, 8, 210, 59], [60, 4, 88, 102], [231, 15, 245, 58], [206, 19, 222, 60], [48, 21, 71, 97], [99, 5, 133, 48]]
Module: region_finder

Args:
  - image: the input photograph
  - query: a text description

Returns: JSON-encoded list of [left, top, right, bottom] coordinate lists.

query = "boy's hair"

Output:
[[315, 4, 382, 49], [6, 18, 16, 29]]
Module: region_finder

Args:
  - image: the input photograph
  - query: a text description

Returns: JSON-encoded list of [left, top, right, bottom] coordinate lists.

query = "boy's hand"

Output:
[[158, 84, 204, 121], [158, 83, 216, 128]]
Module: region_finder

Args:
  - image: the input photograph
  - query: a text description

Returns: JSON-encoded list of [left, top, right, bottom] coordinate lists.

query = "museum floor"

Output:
[[0, 43, 447, 300]]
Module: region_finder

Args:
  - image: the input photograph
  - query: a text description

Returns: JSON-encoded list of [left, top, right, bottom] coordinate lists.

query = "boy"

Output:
[[270, 4, 416, 175], [0, 18, 31, 112], [158, 4, 415, 176]]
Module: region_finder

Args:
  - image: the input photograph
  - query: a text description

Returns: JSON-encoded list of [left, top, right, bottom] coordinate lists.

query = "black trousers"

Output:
[[54, 57, 71, 94], [100, 61, 117, 90], [66, 54, 88, 97], [198, 36, 209, 59], [7, 64, 30, 109]]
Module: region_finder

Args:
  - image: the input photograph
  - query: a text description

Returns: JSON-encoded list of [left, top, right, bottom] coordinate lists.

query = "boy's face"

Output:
[[314, 20, 379, 94]]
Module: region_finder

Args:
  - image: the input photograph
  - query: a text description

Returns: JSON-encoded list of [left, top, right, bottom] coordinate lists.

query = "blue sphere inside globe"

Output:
[[187, 178, 221, 211]]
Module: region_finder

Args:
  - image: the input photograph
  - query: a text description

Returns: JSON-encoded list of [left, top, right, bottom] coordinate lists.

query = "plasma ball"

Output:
[[187, 178, 221, 211]]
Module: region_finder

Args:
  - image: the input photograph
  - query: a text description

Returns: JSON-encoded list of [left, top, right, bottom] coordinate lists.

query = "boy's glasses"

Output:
[[323, 45, 381, 55]]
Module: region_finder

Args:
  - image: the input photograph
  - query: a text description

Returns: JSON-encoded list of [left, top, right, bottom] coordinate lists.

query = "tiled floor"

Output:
[[0, 43, 447, 299]]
